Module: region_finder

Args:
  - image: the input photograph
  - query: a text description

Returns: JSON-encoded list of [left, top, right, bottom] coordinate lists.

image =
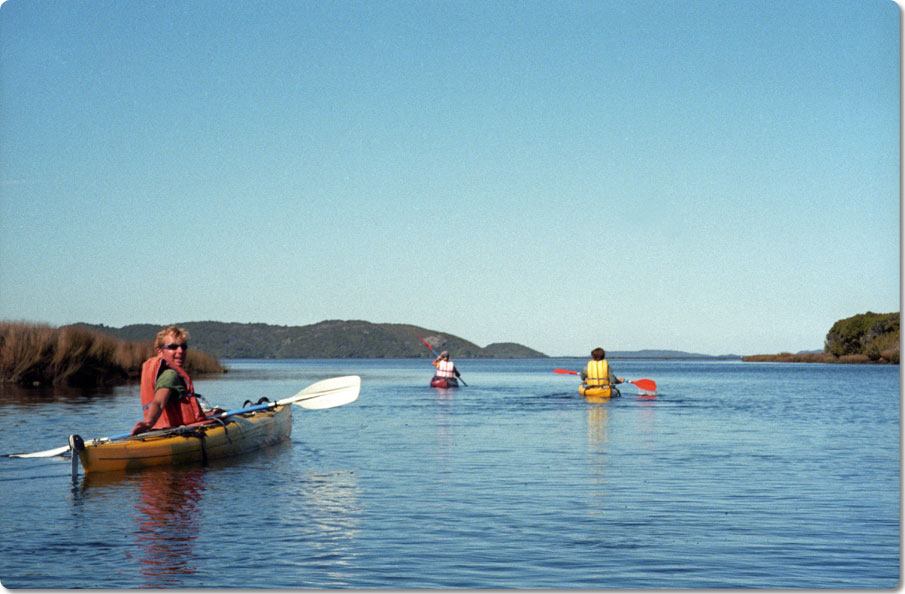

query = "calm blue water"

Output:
[[0, 358, 899, 588]]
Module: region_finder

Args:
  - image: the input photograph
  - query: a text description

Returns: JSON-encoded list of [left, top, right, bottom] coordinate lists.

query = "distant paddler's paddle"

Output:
[[553, 369, 657, 392], [415, 331, 441, 357], [415, 332, 467, 386], [5, 375, 361, 459]]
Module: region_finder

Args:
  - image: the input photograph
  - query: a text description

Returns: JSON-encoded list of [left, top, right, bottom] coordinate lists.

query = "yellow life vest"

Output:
[[584, 359, 610, 388]]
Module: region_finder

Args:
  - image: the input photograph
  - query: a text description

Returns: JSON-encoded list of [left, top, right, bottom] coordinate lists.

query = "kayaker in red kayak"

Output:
[[579, 347, 625, 391], [431, 351, 462, 387], [131, 326, 209, 435]]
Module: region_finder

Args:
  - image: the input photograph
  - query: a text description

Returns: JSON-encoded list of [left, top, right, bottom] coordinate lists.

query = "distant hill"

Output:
[[73, 320, 548, 359], [608, 349, 740, 360]]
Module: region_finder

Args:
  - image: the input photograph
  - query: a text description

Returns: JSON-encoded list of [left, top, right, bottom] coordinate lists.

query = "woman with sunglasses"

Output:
[[131, 326, 208, 435]]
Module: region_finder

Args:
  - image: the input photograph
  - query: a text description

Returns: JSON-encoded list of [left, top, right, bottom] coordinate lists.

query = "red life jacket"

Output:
[[140, 355, 206, 429]]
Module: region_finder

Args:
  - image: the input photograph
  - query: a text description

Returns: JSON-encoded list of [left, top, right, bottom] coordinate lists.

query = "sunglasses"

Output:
[[160, 342, 189, 351]]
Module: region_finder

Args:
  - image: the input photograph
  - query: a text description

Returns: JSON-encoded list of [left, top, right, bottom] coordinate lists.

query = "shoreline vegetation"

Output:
[[0, 311, 898, 387], [741, 352, 895, 364], [0, 321, 225, 387]]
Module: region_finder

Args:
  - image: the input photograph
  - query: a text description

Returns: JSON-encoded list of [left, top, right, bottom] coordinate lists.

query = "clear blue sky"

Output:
[[0, 0, 899, 356]]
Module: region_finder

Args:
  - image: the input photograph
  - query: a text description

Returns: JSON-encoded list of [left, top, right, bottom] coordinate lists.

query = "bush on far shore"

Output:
[[742, 351, 898, 364], [742, 351, 899, 363], [0, 321, 225, 387]]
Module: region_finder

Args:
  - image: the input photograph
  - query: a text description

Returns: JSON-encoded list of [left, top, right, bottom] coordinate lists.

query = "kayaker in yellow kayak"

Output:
[[580, 347, 625, 395], [131, 326, 209, 435]]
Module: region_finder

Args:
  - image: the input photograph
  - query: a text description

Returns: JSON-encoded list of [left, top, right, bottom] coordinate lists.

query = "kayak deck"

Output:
[[73, 405, 292, 473], [578, 385, 621, 398]]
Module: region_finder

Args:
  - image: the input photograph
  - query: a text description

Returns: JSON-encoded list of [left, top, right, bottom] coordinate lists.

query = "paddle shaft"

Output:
[[208, 393, 306, 419]]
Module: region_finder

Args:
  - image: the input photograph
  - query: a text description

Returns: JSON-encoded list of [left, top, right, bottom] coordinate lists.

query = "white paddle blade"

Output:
[[297, 386, 359, 409], [8, 444, 71, 458], [295, 375, 361, 396], [281, 375, 361, 410]]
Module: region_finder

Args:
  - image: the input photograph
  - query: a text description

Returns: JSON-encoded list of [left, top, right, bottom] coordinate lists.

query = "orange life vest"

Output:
[[140, 355, 206, 430]]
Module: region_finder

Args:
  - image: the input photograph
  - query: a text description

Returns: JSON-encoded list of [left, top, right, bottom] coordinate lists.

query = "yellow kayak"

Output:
[[71, 405, 292, 474], [578, 385, 620, 399]]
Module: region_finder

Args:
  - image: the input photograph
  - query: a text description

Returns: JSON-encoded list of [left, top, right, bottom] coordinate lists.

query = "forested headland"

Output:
[[742, 312, 899, 364]]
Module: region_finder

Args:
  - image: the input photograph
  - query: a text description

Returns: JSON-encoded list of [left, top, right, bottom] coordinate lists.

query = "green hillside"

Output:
[[75, 320, 548, 359], [824, 312, 899, 361]]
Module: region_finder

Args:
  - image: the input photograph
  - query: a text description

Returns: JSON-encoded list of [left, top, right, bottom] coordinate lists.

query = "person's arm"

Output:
[[608, 368, 625, 384], [131, 387, 175, 435]]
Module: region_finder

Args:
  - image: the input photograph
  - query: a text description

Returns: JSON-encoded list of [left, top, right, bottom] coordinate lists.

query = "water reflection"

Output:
[[66, 443, 365, 588], [0, 382, 122, 407], [296, 469, 362, 577], [80, 468, 206, 587], [434, 389, 454, 455], [584, 401, 610, 517], [133, 468, 205, 585], [585, 401, 609, 447], [432, 388, 456, 399], [634, 395, 659, 445]]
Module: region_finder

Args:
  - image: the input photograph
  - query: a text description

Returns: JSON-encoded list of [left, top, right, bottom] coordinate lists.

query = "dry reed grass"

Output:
[[742, 351, 899, 364], [0, 321, 225, 387]]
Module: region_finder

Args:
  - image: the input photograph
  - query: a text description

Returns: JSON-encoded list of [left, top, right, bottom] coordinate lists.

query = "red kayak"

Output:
[[430, 377, 459, 388]]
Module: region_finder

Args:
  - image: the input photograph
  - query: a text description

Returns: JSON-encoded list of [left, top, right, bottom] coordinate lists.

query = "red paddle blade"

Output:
[[553, 368, 580, 375], [629, 378, 657, 391]]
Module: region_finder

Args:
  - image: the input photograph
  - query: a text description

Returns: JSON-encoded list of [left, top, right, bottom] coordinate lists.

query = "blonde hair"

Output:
[[155, 326, 189, 349]]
